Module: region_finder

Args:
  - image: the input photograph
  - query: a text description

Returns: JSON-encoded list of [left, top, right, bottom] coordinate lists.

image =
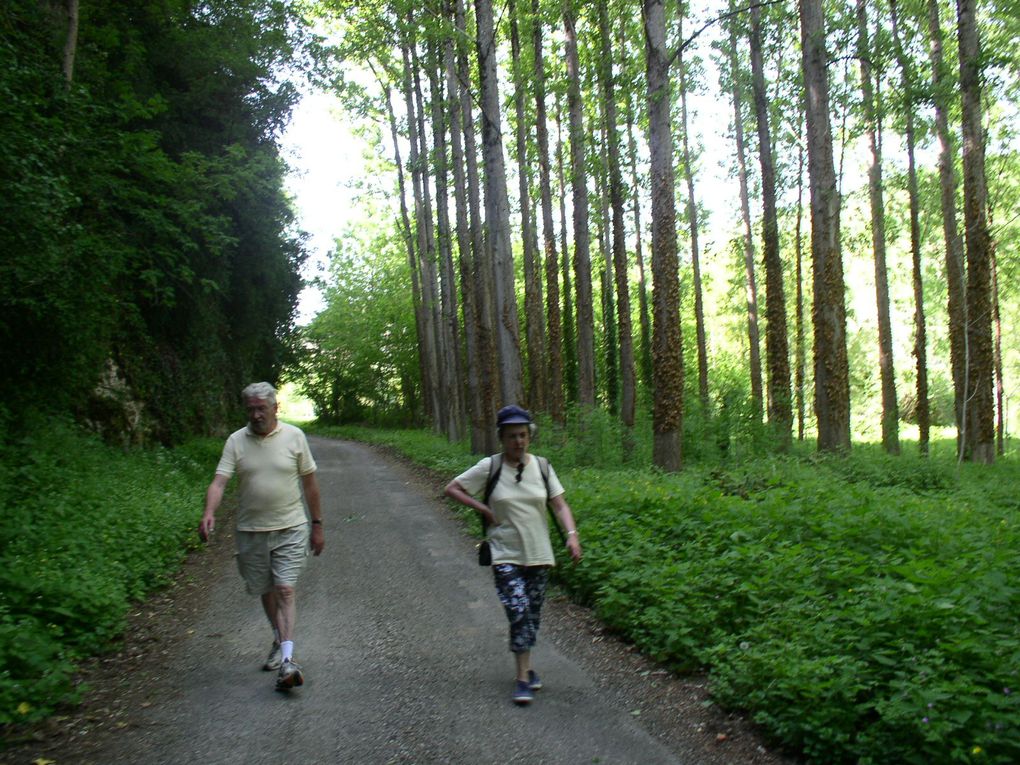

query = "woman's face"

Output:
[[500, 424, 530, 460]]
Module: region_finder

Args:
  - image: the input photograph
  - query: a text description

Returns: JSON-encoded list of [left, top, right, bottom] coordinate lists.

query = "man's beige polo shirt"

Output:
[[215, 422, 317, 531]]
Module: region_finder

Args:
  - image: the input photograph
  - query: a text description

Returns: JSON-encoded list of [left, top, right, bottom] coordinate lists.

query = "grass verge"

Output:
[[0, 418, 218, 726]]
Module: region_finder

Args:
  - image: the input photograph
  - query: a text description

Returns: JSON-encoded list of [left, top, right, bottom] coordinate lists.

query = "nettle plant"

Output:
[[0, 423, 215, 724], [554, 453, 1020, 764]]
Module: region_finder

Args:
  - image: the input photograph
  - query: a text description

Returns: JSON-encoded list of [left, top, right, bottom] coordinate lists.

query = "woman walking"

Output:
[[444, 405, 582, 705]]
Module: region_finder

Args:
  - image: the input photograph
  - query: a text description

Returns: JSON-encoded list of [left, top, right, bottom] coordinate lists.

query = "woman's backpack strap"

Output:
[[483, 453, 503, 504], [480, 454, 502, 534]]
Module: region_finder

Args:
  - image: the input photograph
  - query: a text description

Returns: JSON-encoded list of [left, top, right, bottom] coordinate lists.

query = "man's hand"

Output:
[[200, 475, 229, 543], [310, 523, 325, 556], [301, 473, 323, 556], [198, 513, 215, 542]]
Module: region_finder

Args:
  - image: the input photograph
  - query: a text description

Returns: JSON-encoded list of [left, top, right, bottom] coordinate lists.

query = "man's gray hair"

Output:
[[241, 381, 277, 405]]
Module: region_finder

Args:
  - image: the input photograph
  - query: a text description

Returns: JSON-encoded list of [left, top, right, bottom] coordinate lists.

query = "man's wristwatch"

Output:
[[311, 519, 323, 525]]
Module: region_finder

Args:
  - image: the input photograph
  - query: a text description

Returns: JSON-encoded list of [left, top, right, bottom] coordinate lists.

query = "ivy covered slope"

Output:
[[0, 420, 220, 725], [0, 0, 308, 441], [322, 423, 1020, 765]]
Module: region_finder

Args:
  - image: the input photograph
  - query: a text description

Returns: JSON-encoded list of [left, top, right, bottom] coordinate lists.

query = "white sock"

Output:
[[280, 640, 294, 662]]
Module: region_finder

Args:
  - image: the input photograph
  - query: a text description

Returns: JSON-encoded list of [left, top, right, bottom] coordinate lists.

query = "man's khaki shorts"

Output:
[[235, 523, 310, 595]]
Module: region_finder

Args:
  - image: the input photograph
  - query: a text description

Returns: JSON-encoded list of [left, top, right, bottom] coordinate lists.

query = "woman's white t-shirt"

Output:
[[455, 454, 565, 566]]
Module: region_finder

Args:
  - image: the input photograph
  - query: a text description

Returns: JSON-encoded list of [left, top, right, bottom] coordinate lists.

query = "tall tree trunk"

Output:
[[475, 0, 525, 406], [856, 0, 899, 454], [456, 0, 498, 452], [618, 10, 652, 393], [678, 48, 709, 410], [557, 95, 578, 405], [890, 0, 930, 454], [384, 81, 427, 424], [749, 2, 792, 447], [727, 9, 763, 425], [991, 245, 1003, 456], [600, 266, 617, 413], [597, 0, 636, 438], [444, 0, 485, 451], [564, 1, 596, 408], [956, 0, 994, 463], [927, 0, 967, 455], [411, 39, 446, 434], [645, 0, 684, 471], [510, 0, 547, 412], [428, 45, 466, 441], [800, 0, 850, 452], [626, 86, 654, 392], [401, 39, 441, 427], [62, 0, 79, 85], [795, 127, 806, 443], [532, 0, 565, 424], [596, 117, 618, 414]]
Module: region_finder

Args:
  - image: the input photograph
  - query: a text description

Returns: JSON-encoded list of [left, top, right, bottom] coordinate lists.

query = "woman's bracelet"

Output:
[[566, 529, 578, 537]]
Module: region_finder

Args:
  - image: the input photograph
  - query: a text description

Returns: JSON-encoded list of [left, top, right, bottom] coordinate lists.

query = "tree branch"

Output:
[[667, 0, 783, 69]]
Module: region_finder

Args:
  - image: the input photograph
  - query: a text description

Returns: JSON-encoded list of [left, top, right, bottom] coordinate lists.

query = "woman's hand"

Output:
[[443, 479, 499, 527], [565, 534, 582, 563]]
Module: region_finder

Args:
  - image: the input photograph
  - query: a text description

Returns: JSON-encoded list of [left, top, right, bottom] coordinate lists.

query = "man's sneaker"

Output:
[[275, 659, 304, 691], [512, 679, 534, 705], [527, 669, 543, 691], [263, 641, 282, 671]]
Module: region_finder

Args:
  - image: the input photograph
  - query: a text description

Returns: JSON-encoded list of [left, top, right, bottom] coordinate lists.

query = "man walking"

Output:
[[199, 382, 324, 691]]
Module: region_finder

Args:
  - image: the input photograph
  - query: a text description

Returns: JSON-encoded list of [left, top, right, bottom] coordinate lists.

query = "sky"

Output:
[[280, 87, 360, 325], [279, 82, 737, 328]]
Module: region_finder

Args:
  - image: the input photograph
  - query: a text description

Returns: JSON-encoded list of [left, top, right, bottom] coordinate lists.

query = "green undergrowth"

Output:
[[313, 423, 1020, 765], [0, 418, 219, 726]]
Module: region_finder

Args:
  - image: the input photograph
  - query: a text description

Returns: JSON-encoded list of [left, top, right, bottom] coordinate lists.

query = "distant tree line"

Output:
[[1, 0, 312, 443]]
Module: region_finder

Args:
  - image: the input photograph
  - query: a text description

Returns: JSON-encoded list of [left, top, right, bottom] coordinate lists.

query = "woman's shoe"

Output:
[[527, 669, 542, 691], [512, 679, 534, 705]]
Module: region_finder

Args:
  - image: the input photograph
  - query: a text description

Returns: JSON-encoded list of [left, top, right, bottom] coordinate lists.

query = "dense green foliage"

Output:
[[0, 419, 219, 725], [0, 0, 310, 442], [296, 204, 419, 425], [314, 422, 1020, 765]]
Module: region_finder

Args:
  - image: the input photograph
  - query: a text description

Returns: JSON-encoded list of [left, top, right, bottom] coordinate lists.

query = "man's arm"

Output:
[[302, 472, 325, 556], [199, 473, 230, 541]]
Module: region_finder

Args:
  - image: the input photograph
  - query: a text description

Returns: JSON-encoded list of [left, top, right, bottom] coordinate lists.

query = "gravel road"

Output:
[[5, 437, 794, 765]]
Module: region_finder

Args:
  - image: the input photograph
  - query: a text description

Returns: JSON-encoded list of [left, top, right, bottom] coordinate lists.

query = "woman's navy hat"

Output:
[[496, 404, 532, 427]]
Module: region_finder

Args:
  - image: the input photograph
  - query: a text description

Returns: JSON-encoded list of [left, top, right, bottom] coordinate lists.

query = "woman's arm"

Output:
[[444, 479, 497, 526], [549, 495, 582, 562]]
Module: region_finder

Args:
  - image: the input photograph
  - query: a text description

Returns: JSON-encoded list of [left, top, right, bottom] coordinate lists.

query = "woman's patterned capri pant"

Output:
[[492, 563, 549, 654]]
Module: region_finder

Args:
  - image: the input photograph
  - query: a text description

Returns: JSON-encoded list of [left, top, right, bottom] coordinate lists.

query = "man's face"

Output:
[[245, 396, 278, 435]]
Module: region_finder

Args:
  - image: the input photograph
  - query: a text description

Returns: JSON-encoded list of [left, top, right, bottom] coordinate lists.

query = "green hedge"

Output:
[[0, 420, 218, 724], [318, 424, 1020, 765]]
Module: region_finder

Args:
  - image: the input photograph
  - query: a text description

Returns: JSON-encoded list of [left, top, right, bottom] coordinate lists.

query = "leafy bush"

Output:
[[0, 419, 215, 724]]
